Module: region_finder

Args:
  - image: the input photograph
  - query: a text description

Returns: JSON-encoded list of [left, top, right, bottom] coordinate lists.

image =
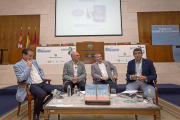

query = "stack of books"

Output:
[[85, 84, 110, 105]]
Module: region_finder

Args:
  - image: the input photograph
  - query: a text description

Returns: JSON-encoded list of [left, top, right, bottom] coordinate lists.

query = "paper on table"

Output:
[[49, 104, 73, 107], [80, 91, 85, 94], [121, 90, 137, 94]]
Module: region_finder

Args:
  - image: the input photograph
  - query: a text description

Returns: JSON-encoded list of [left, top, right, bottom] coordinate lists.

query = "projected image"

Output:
[[92, 5, 106, 22], [56, 0, 122, 36], [72, 5, 106, 22]]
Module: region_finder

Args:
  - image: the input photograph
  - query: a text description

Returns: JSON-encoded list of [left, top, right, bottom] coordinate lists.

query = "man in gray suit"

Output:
[[63, 52, 87, 92], [13, 48, 57, 120], [91, 53, 119, 93]]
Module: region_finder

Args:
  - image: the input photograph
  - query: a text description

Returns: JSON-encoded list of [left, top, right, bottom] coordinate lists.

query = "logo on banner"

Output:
[[105, 47, 119, 52], [47, 60, 51, 63], [37, 49, 51, 53], [87, 44, 93, 49], [130, 46, 145, 54]]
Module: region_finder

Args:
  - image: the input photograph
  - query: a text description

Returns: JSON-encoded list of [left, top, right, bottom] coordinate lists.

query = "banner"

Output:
[[36, 45, 146, 64], [36, 46, 76, 64], [152, 25, 180, 61], [26, 28, 30, 48], [104, 45, 146, 63], [18, 28, 22, 48]]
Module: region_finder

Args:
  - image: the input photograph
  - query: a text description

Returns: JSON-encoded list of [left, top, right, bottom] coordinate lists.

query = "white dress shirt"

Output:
[[23, 60, 43, 84], [98, 62, 108, 78]]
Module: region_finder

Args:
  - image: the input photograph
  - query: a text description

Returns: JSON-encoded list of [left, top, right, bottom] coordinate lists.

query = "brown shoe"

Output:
[[33, 114, 39, 120]]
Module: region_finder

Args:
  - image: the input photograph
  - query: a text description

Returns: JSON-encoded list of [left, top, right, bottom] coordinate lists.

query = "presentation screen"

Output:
[[55, 0, 122, 36]]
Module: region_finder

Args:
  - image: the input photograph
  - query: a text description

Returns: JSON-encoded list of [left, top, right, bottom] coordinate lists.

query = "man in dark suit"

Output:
[[62, 52, 87, 92], [13, 48, 57, 120], [91, 53, 119, 93], [126, 48, 157, 99]]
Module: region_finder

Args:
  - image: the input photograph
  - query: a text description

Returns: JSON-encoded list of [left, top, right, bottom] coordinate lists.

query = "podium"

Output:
[[76, 42, 104, 64], [0, 49, 8, 65], [10, 47, 36, 64]]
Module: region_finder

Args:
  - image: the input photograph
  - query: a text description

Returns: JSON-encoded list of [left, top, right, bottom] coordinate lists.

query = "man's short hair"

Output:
[[22, 48, 33, 55], [94, 53, 100, 58], [133, 48, 142, 53]]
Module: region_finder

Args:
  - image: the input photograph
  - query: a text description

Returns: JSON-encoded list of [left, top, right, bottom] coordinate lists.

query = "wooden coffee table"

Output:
[[43, 96, 162, 120]]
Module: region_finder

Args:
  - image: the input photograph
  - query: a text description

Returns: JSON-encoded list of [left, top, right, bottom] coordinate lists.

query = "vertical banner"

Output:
[[152, 25, 180, 61]]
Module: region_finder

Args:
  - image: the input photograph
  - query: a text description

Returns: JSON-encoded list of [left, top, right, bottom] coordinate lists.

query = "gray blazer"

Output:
[[91, 60, 118, 82], [62, 60, 87, 82], [13, 59, 45, 102]]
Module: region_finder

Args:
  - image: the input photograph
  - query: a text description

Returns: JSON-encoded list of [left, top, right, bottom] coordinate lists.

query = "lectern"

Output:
[[76, 42, 104, 64]]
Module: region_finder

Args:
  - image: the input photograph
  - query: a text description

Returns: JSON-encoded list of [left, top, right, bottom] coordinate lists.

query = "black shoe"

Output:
[[33, 114, 39, 120]]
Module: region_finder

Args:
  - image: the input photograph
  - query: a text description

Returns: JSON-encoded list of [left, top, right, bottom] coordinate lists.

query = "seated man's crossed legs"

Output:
[[126, 80, 155, 99], [30, 82, 57, 115]]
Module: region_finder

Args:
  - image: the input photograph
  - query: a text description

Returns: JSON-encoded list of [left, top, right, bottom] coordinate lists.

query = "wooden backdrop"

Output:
[[138, 11, 180, 44], [0, 15, 40, 64]]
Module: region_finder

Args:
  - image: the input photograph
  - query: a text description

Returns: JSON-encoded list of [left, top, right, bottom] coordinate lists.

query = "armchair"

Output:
[[17, 79, 51, 120]]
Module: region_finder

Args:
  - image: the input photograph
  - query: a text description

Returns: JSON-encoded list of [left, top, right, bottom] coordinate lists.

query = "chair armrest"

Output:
[[17, 82, 32, 97], [43, 79, 51, 84], [17, 82, 30, 86], [114, 78, 117, 84]]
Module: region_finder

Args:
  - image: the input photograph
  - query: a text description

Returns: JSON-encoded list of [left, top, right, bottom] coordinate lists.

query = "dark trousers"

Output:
[[29, 82, 57, 115], [95, 79, 119, 93], [64, 81, 85, 92]]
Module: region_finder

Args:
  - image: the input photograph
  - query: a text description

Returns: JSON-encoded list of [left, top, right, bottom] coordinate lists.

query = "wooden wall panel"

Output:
[[0, 15, 40, 64], [138, 11, 180, 44]]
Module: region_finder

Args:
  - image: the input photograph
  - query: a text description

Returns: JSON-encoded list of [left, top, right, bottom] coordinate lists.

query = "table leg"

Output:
[[58, 114, 60, 120], [44, 109, 50, 120], [0, 50, 3, 65], [154, 110, 161, 120]]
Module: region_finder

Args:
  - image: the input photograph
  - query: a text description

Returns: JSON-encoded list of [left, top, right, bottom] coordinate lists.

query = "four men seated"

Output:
[[14, 47, 157, 118]]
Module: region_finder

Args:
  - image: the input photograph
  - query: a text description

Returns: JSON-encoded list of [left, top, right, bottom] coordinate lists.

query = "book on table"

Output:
[[117, 90, 137, 99], [85, 84, 110, 105]]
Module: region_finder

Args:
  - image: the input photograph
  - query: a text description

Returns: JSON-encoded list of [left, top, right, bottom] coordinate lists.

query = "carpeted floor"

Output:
[[0, 98, 179, 120], [0, 84, 180, 120]]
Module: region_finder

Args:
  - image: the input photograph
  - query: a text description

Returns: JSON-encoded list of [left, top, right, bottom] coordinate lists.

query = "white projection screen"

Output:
[[55, 0, 122, 36]]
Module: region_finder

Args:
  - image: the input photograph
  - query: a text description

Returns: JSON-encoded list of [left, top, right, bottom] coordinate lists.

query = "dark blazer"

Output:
[[126, 58, 157, 86]]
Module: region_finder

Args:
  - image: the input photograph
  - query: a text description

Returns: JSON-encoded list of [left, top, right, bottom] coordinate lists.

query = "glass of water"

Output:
[[111, 88, 116, 94], [136, 92, 143, 102]]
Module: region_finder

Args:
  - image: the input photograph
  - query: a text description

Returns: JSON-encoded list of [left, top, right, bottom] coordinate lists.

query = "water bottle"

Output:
[[52, 89, 57, 104], [67, 85, 71, 97], [74, 85, 78, 97], [147, 89, 153, 104], [107, 84, 110, 94]]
